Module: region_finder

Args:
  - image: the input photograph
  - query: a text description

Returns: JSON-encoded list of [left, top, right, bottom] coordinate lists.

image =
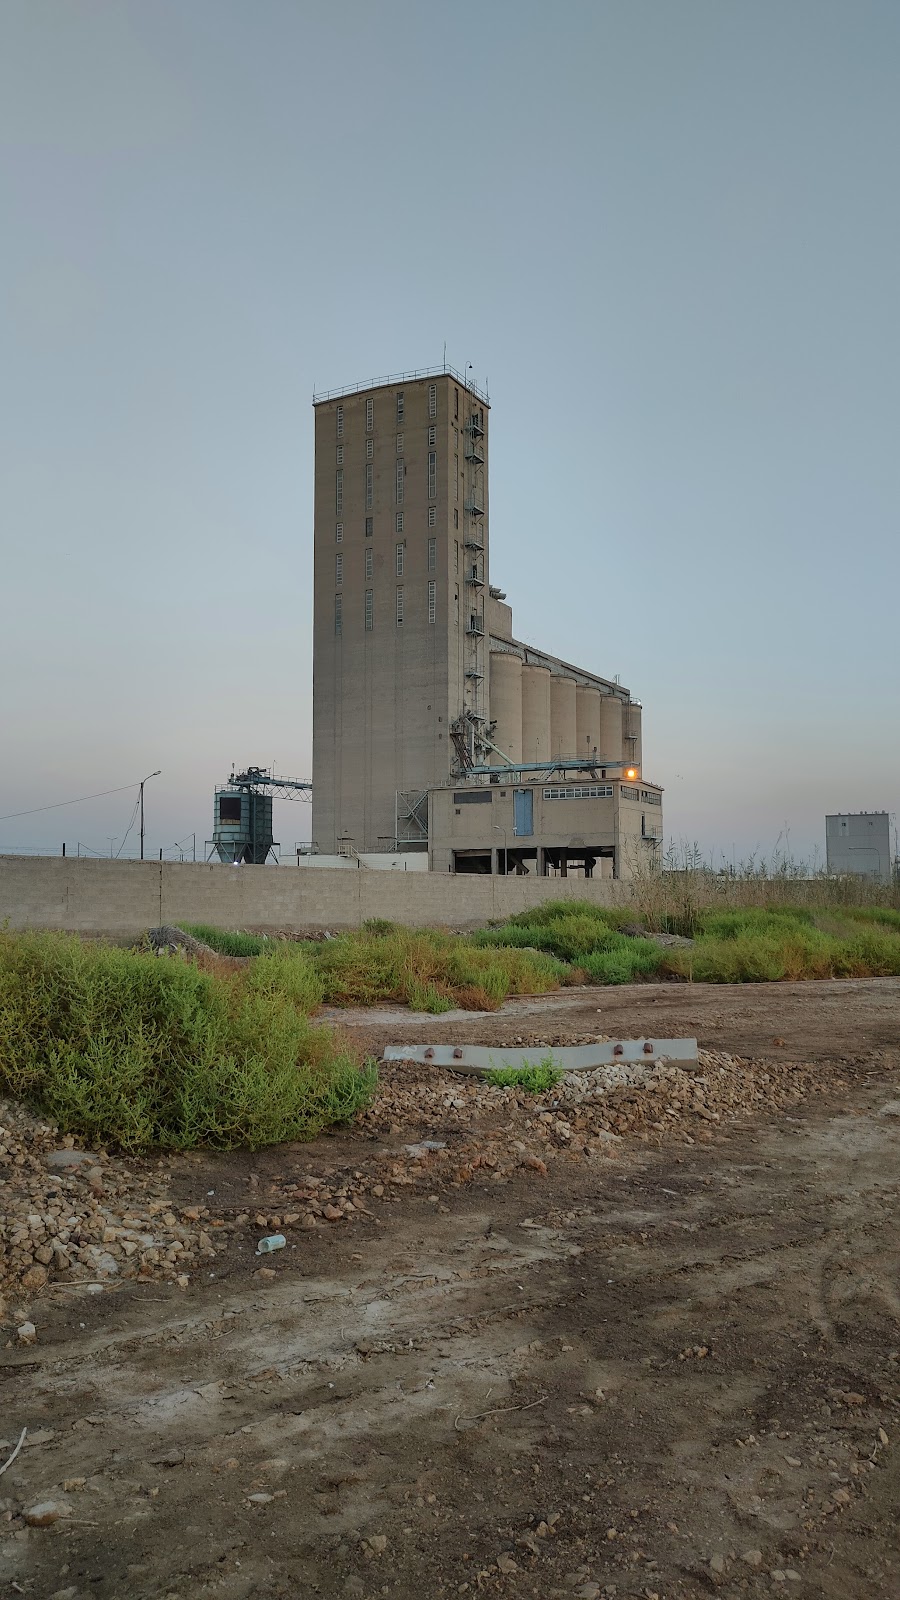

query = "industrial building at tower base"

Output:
[[309, 365, 663, 879]]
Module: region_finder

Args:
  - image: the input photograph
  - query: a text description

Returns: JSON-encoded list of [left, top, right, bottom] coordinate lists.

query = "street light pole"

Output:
[[139, 770, 162, 861]]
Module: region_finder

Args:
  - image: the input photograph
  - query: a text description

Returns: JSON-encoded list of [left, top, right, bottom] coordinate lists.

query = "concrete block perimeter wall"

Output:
[[0, 856, 626, 938]]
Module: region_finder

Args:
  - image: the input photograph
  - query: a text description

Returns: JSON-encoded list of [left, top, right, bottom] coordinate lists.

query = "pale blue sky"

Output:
[[1, 0, 898, 864]]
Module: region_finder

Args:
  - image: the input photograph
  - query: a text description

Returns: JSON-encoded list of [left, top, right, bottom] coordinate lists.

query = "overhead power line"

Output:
[[0, 784, 139, 825]]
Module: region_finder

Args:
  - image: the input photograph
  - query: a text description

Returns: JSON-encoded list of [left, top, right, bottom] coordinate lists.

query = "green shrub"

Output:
[[405, 978, 455, 1014], [476, 899, 900, 985], [245, 943, 325, 1013], [580, 940, 664, 984], [310, 927, 565, 1012], [844, 906, 900, 934], [664, 920, 900, 983], [0, 930, 374, 1151], [177, 923, 267, 957]]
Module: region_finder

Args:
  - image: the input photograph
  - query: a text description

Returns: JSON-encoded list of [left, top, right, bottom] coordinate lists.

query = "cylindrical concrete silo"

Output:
[[623, 702, 643, 771], [599, 695, 624, 768], [575, 684, 602, 761], [549, 675, 577, 759], [489, 651, 523, 764], [521, 664, 552, 764]]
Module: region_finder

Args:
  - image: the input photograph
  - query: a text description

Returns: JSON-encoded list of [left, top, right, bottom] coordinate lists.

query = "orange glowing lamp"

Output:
[[625, 767, 638, 780]]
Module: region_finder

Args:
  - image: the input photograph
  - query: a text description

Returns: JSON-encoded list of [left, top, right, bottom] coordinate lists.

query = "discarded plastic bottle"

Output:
[[256, 1234, 286, 1255]]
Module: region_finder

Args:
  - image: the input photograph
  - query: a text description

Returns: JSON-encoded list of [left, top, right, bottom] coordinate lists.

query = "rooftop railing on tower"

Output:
[[312, 363, 490, 406]]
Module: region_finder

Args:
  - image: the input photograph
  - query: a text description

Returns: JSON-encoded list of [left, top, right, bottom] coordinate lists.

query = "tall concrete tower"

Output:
[[312, 368, 490, 854]]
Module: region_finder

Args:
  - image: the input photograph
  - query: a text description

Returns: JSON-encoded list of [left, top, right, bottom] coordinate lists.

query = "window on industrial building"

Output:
[[454, 388, 459, 418], [336, 444, 344, 465], [427, 537, 436, 571], [640, 790, 661, 805], [428, 383, 437, 418], [543, 785, 613, 800], [395, 542, 405, 577], [366, 437, 373, 460], [365, 589, 374, 630], [454, 452, 458, 498], [396, 585, 404, 625], [365, 516, 373, 537], [454, 540, 459, 571], [365, 397, 373, 432], [335, 552, 343, 584], [620, 785, 639, 801], [427, 451, 436, 499], [395, 458, 404, 504], [395, 511, 403, 533], [453, 508, 458, 528], [428, 579, 436, 624], [396, 433, 404, 454], [365, 461, 373, 510], [334, 594, 342, 635], [335, 469, 343, 513], [428, 506, 436, 528], [396, 390, 404, 422], [365, 547, 373, 580], [428, 425, 436, 446], [336, 405, 344, 438], [335, 522, 343, 543]]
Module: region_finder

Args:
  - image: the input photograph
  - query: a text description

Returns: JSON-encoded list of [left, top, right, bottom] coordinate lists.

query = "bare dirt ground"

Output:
[[3, 978, 900, 1600]]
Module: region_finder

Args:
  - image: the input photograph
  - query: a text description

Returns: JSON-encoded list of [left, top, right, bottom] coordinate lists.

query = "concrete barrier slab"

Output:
[[382, 1038, 699, 1075]]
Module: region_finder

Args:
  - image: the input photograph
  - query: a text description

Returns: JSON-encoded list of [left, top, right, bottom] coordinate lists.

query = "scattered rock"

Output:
[[522, 1155, 547, 1175], [366, 1534, 388, 1554], [742, 1550, 763, 1567], [710, 1553, 726, 1574], [24, 1500, 71, 1526], [17, 1320, 37, 1344]]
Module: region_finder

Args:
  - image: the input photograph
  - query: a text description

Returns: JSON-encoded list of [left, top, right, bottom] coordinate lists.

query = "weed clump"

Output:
[[177, 923, 267, 957], [485, 1059, 562, 1092]]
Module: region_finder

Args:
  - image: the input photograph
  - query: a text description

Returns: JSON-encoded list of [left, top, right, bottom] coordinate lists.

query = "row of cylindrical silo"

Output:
[[489, 651, 635, 769], [489, 651, 523, 763], [522, 664, 551, 763], [549, 674, 576, 757]]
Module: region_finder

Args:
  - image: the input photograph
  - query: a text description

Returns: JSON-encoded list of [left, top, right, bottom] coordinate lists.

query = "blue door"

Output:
[[514, 789, 533, 837]]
